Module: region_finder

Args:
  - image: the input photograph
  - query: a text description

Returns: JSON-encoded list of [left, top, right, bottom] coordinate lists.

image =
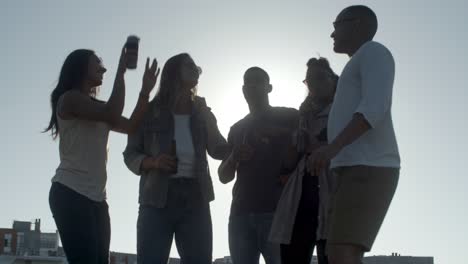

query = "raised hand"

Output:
[[141, 58, 160, 95], [117, 45, 128, 75]]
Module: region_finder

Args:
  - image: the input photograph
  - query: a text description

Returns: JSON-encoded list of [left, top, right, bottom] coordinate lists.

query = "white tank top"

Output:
[[171, 114, 195, 179], [52, 99, 110, 202]]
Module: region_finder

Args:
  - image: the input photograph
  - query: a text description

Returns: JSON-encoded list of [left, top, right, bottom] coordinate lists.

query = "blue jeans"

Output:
[[137, 179, 212, 264], [228, 213, 281, 264]]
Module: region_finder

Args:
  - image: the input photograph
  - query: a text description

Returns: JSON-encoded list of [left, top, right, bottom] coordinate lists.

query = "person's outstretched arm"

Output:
[[218, 129, 238, 184], [59, 46, 128, 126], [194, 97, 231, 160], [218, 151, 237, 184], [112, 58, 160, 134], [123, 119, 147, 176], [218, 128, 254, 184]]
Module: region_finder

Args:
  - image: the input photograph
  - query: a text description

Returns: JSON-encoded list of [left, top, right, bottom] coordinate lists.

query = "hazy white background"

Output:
[[1, 1, 467, 263]]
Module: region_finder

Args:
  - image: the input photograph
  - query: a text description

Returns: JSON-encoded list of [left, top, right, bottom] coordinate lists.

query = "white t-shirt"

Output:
[[52, 110, 110, 202], [171, 115, 196, 178], [328, 41, 400, 169]]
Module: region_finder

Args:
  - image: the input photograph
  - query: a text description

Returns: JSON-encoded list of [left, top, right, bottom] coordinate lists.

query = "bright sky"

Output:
[[1, 1, 467, 263]]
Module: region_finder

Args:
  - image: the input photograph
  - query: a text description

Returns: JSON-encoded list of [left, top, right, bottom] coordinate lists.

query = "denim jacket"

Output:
[[123, 96, 229, 208]]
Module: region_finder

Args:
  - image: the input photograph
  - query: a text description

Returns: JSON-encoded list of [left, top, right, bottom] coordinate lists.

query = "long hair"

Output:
[[44, 49, 95, 139], [154, 53, 197, 109]]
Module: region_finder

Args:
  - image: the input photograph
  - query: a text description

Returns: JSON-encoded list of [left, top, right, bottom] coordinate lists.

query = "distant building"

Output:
[[107, 253, 183, 264], [213, 256, 232, 264], [2, 219, 435, 264], [363, 253, 434, 264], [167, 258, 180, 264], [5, 219, 59, 258], [210, 254, 433, 264], [311, 256, 318, 264], [39, 233, 60, 257], [0, 228, 17, 255], [0, 255, 67, 264], [109, 251, 137, 264], [1, 219, 60, 260]]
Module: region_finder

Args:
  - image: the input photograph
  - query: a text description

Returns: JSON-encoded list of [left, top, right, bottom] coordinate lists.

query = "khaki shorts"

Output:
[[327, 165, 399, 251]]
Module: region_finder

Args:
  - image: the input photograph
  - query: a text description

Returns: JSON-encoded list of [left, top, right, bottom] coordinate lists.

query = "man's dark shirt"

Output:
[[227, 107, 299, 216]]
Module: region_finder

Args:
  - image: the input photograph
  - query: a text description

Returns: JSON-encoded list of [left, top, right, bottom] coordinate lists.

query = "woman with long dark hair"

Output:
[[45, 45, 159, 264], [123, 53, 229, 264], [270, 57, 338, 264], [299, 58, 338, 264]]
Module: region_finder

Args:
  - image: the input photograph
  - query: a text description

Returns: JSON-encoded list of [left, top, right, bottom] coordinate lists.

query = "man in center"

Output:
[[218, 67, 299, 264]]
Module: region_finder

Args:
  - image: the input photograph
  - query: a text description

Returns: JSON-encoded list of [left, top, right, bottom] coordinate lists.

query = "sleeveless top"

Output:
[[51, 96, 110, 201]]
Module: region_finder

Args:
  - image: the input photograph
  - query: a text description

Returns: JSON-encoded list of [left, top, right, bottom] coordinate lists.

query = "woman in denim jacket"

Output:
[[123, 53, 229, 264]]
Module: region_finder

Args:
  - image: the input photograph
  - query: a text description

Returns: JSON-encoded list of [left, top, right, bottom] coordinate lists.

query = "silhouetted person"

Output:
[[218, 67, 298, 264], [46, 44, 159, 264], [269, 58, 338, 264], [309, 5, 400, 264], [123, 53, 229, 264]]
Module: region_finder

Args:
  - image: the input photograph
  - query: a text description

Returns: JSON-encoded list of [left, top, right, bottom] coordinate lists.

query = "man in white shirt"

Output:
[[308, 5, 400, 264]]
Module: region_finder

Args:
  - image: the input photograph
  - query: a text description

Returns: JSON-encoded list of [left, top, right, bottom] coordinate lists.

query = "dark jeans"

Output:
[[280, 175, 319, 264], [137, 179, 212, 264], [49, 182, 111, 264], [229, 213, 281, 264]]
